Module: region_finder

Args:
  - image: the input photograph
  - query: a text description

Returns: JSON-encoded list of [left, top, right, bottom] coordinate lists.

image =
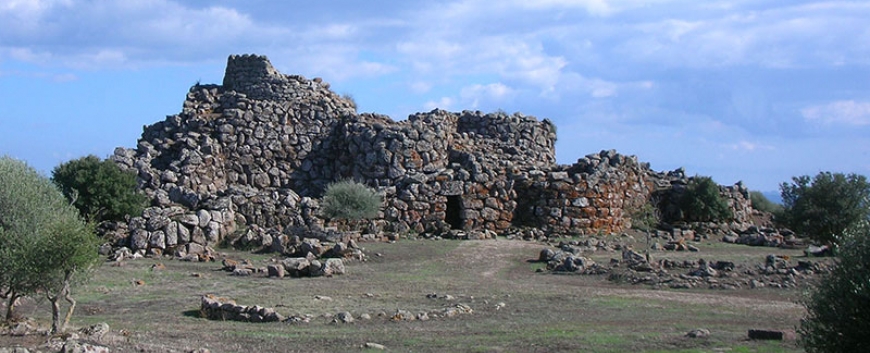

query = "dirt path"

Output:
[[450, 238, 540, 278]]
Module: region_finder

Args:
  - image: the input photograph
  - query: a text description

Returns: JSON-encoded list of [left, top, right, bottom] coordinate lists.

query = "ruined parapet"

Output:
[[454, 110, 557, 170], [221, 54, 286, 98], [512, 150, 653, 235], [722, 182, 753, 224], [331, 111, 455, 186]]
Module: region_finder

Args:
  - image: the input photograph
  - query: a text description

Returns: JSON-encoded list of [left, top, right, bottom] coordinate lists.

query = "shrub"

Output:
[[678, 176, 733, 222], [630, 201, 660, 233], [51, 155, 147, 223], [342, 93, 358, 112], [799, 221, 870, 352], [0, 156, 101, 332], [749, 191, 783, 214], [320, 180, 382, 222], [780, 172, 870, 245]]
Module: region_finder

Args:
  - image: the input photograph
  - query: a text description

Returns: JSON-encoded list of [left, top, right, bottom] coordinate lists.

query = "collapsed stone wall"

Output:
[[110, 53, 753, 255], [513, 150, 652, 235], [651, 169, 754, 227]]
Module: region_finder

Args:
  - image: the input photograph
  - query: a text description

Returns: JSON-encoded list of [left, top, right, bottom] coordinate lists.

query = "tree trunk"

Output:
[[49, 294, 61, 334], [5, 293, 20, 322], [61, 276, 76, 331], [49, 271, 75, 334]]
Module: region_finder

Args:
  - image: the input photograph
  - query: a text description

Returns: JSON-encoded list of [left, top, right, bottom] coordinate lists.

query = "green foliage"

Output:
[[749, 191, 783, 214], [0, 156, 101, 330], [780, 172, 870, 245], [630, 202, 660, 232], [342, 93, 358, 112], [320, 180, 382, 221], [678, 176, 733, 222], [0, 157, 55, 303], [51, 155, 147, 223], [799, 221, 870, 352]]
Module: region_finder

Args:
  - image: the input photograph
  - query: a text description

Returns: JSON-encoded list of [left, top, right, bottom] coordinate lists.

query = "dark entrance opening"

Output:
[[445, 196, 463, 230]]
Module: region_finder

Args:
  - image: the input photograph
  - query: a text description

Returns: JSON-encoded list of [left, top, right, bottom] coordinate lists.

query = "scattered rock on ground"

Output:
[[686, 328, 710, 338], [363, 342, 386, 350]]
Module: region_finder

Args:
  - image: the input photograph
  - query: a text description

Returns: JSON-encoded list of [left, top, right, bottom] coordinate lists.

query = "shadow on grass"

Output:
[[182, 309, 204, 319]]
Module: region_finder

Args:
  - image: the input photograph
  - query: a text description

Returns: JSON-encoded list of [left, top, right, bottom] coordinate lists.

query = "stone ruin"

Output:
[[538, 243, 832, 291], [109, 54, 757, 255]]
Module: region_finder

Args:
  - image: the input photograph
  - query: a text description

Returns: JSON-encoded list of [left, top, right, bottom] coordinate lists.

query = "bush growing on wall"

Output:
[[51, 155, 147, 223], [320, 180, 382, 224], [678, 176, 733, 222]]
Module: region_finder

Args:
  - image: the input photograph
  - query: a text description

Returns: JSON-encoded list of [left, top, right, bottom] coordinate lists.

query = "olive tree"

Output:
[[0, 156, 101, 333], [51, 155, 147, 223], [799, 221, 870, 352], [780, 172, 870, 245]]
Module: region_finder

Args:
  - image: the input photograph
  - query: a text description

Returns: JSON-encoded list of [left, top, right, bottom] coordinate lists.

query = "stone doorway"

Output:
[[445, 195, 463, 230]]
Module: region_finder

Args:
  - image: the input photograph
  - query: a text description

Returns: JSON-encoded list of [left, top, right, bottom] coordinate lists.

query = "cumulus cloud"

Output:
[[802, 100, 870, 126], [615, 2, 870, 68]]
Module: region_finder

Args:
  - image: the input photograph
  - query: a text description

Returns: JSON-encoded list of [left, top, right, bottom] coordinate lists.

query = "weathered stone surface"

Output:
[[130, 229, 149, 250], [333, 311, 354, 323], [200, 295, 284, 323], [323, 258, 346, 276], [267, 264, 285, 278], [686, 328, 711, 338]]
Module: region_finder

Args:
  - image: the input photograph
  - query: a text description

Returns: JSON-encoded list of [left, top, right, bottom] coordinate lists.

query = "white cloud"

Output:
[[514, 0, 681, 17], [554, 72, 652, 100], [494, 44, 567, 92], [616, 2, 870, 68], [727, 140, 774, 152], [802, 100, 870, 126], [409, 81, 432, 94], [459, 83, 515, 108], [395, 39, 464, 73], [0, 68, 77, 82], [423, 97, 454, 111], [517, 0, 613, 16], [279, 44, 398, 81]]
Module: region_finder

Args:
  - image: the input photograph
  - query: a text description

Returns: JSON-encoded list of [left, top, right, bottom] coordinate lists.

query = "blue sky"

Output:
[[1, 0, 869, 193]]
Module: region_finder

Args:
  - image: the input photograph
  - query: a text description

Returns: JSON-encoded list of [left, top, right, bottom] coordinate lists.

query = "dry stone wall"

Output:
[[513, 150, 652, 235], [111, 54, 754, 254]]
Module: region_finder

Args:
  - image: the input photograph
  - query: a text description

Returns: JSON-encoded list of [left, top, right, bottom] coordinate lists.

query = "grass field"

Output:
[[1, 234, 810, 353]]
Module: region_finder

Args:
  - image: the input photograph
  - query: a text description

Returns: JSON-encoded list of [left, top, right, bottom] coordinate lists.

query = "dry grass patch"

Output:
[[1, 237, 808, 352]]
